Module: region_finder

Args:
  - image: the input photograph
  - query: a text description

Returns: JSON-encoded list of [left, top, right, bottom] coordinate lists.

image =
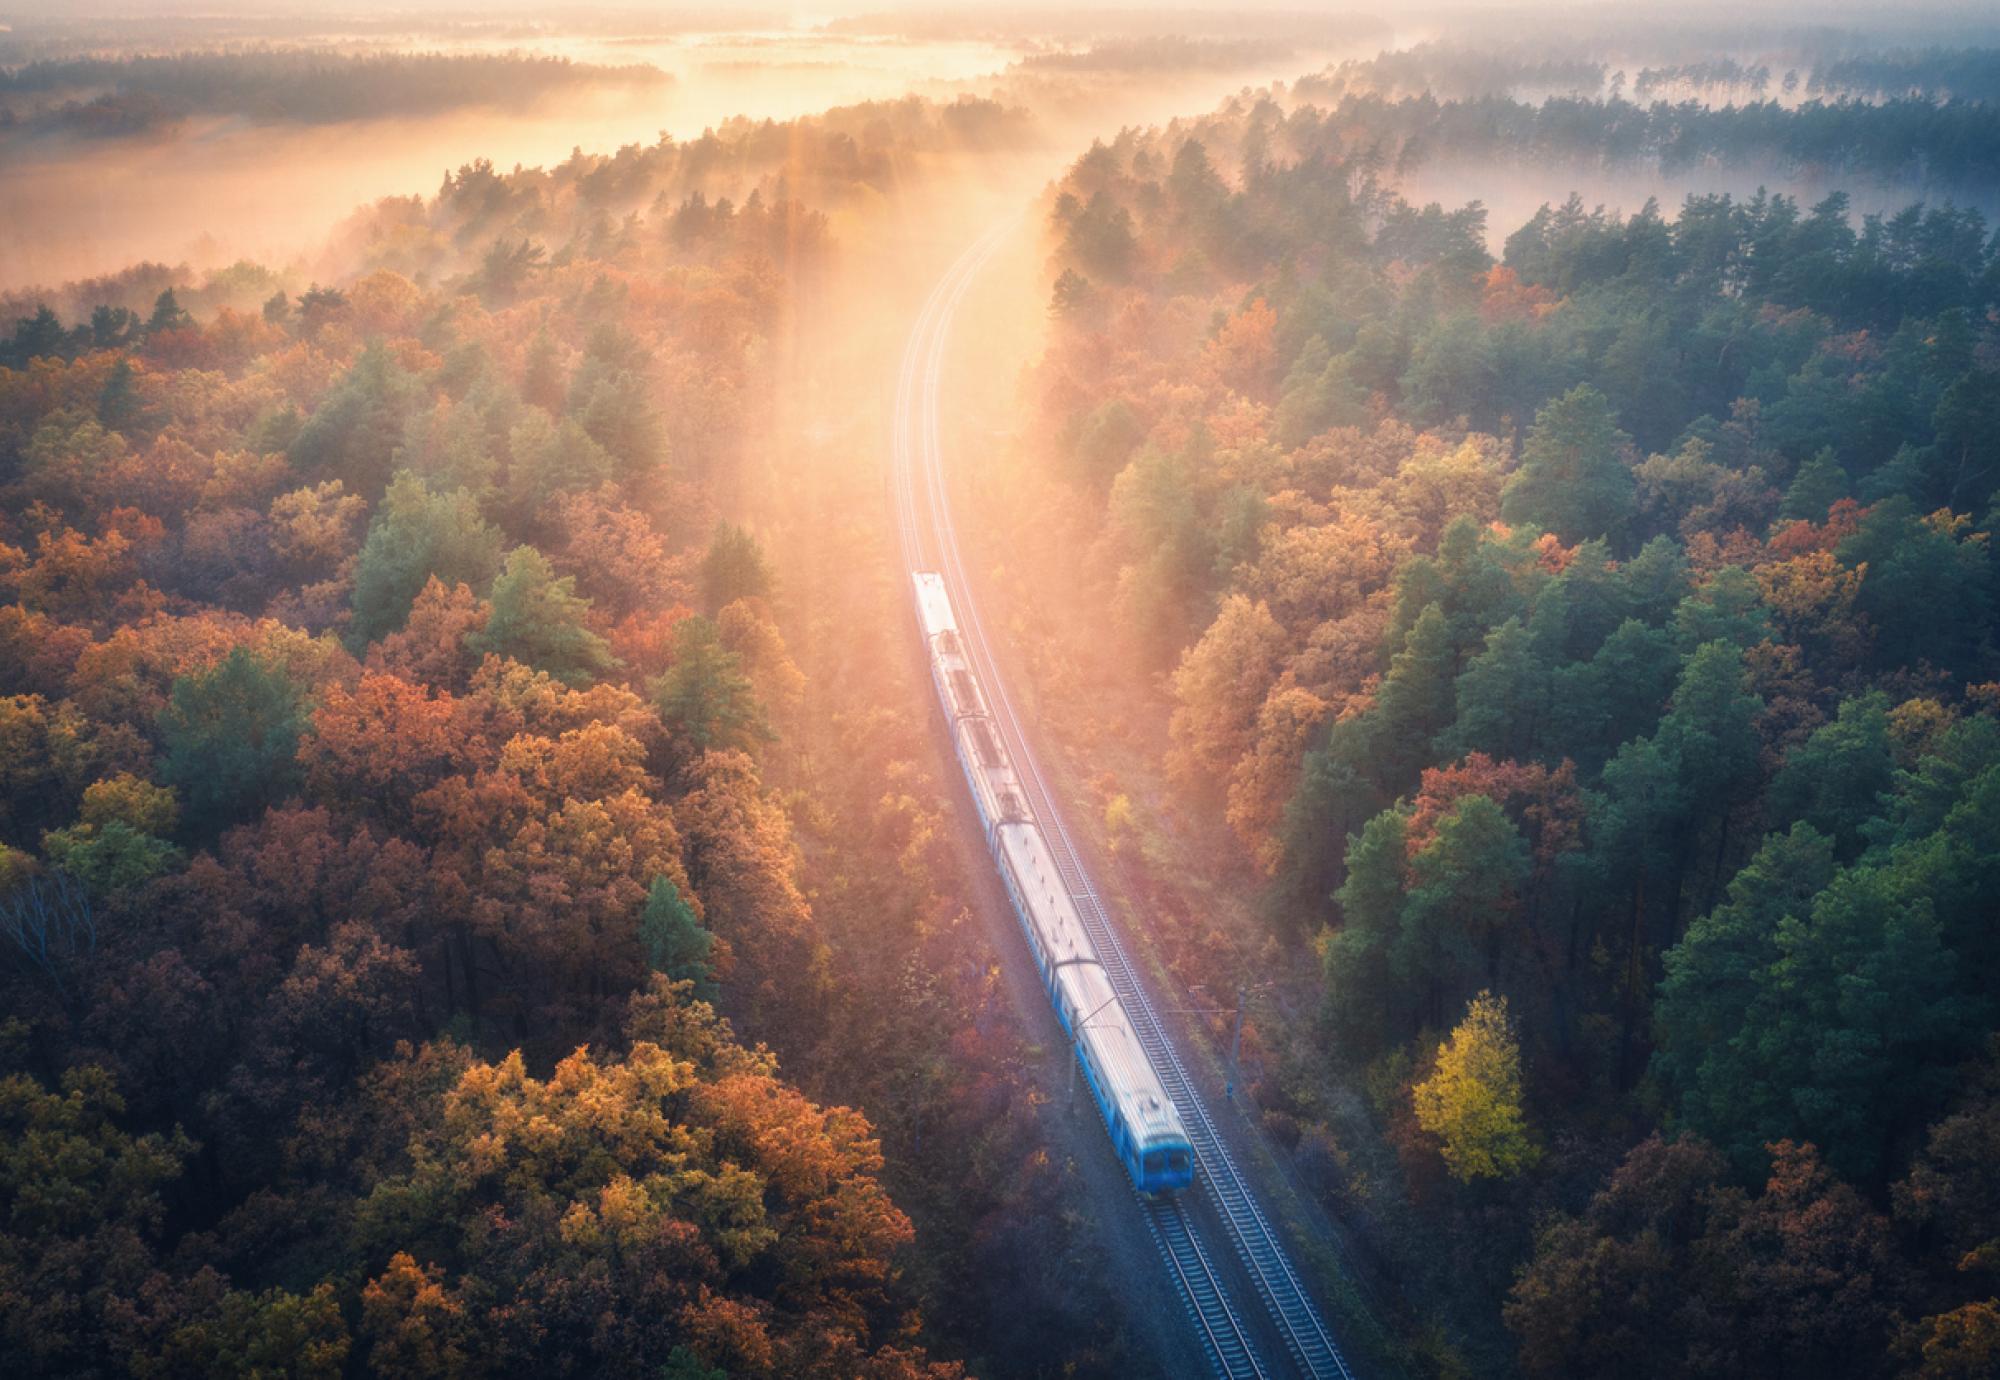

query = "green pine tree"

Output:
[[144, 288, 192, 335], [1781, 446, 1848, 520], [1325, 807, 1410, 1052], [649, 617, 770, 755], [467, 545, 617, 687], [97, 357, 143, 433], [350, 473, 504, 645], [158, 648, 308, 837], [1373, 602, 1456, 788], [639, 876, 716, 999], [1501, 384, 1635, 544], [700, 522, 774, 613]]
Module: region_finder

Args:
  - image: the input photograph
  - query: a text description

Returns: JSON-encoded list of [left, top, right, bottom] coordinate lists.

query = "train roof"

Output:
[[956, 716, 1032, 825], [997, 821, 1188, 1150], [912, 571, 957, 639], [1082, 997, 1185, 1148]]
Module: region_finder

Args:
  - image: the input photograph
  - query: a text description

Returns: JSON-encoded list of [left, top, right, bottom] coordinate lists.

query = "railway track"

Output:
[[890, 223, 1357, 1380]]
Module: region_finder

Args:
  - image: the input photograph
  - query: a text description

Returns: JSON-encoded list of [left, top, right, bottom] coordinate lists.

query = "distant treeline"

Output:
[[0, 10, 770, 68], [1296, 47, 1609, 103], [0, 49, 669, 137], [1631, 58, 1778, 99], [0, 93, 1034, 327], [1635, 47, 2000, 103], [1808, 45, 2000, 104], [403, 94, 1034, 263], [0, 261, 209, 338], [1291, 89, 2000, 192], [1302, 41, 2000, 107]]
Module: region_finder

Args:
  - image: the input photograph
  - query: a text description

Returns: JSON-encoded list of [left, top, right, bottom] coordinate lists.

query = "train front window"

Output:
[[1168, 1150, 1190, 1175], [1143, 1151, 1163, 1177]]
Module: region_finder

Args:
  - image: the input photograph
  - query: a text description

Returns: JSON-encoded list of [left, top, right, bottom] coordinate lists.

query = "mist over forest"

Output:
[[4, 5, 2000, 1379]]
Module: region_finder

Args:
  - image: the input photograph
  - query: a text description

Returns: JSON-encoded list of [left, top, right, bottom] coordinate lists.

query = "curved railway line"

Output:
[[890, 223, 1358, 1380]]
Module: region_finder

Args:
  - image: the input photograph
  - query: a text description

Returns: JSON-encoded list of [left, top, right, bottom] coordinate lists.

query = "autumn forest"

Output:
[[4, 5, 2000, 1379]]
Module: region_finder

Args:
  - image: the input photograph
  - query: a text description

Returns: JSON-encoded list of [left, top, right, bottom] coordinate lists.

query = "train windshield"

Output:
[[1168, 1150, 1190, 1175]]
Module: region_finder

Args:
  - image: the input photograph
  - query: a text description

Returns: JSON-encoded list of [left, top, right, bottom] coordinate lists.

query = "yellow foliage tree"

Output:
[[1166, 593, 1286, 790], [1226, 683, 1331, 872], [1103, 792, 1136, 853], [1756, 549, 1868, 659], [1413, 991, 1540, 1182], [1903, 1300, 2000, 1380], [78, 772, 179, 835]]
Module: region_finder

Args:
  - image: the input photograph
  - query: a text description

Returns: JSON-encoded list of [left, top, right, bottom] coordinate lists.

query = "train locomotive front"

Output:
[[913, 571, 1194, 1195]]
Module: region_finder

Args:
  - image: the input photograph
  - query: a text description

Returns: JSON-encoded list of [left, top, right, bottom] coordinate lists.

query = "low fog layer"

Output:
[[0, 17, 1375, 291]]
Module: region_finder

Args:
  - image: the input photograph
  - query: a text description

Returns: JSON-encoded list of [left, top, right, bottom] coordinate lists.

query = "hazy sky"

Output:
[[4, 1, 1997, 26]]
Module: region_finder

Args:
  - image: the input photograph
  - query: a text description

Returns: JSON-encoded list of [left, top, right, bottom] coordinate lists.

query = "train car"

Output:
[[913, 572, 1034, 849], [913, 572, 1194, 1194]]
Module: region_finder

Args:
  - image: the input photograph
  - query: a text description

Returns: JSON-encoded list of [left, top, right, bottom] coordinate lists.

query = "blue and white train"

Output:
[[913, 571, 1194, 1195]]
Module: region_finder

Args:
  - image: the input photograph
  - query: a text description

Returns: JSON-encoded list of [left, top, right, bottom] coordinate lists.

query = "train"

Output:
[[912, 571, 1194, 1195]]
